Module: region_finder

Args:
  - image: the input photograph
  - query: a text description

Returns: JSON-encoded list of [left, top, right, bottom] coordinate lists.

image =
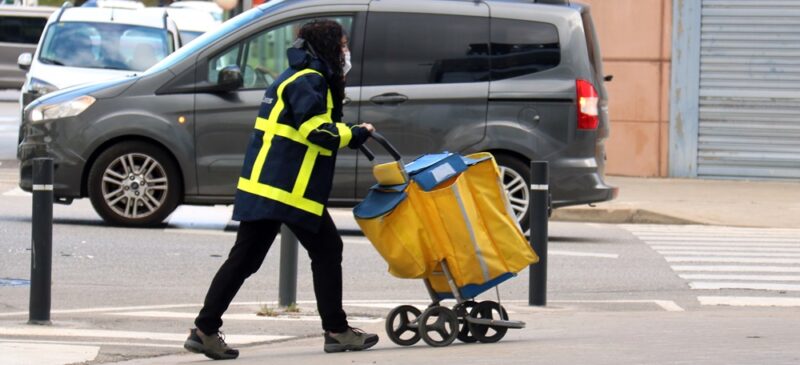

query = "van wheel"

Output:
[[88, 141, 181, 227], [494, 154, 531, 233]]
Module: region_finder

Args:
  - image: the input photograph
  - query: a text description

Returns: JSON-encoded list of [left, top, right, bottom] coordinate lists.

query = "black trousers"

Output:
[[195, 210, 349, 334]]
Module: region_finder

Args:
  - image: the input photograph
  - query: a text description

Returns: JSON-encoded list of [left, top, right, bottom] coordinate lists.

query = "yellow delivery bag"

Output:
[[353, 151, 538, 291]]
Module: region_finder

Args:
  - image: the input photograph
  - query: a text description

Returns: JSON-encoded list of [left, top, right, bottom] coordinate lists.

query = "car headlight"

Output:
[[29, 95, 96, 123], [28, 77, 59, 96]]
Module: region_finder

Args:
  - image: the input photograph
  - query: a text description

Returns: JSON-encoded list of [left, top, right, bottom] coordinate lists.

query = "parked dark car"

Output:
[[18, 0, 617, 230]]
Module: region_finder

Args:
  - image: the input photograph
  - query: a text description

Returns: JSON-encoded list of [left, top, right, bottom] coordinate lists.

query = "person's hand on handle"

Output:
[[359, 123, 375, 134]]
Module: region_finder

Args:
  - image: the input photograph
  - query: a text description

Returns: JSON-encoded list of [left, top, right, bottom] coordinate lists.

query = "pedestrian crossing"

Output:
[[624, 224, 800, 307]]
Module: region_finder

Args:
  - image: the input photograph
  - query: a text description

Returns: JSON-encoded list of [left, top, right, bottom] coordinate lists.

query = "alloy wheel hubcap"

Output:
[[101, 153, 168, 219], [499, 166, 529, 223]]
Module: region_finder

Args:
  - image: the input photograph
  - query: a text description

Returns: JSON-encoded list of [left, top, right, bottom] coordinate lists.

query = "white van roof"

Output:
[[54, 7, 167, 29]]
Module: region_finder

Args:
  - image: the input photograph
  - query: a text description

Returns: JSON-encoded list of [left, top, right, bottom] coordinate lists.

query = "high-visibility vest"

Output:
[[232, 67, 355, 231]]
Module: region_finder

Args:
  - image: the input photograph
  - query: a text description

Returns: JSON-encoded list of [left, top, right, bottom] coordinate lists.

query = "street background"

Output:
[[2, 89, 800, 364]]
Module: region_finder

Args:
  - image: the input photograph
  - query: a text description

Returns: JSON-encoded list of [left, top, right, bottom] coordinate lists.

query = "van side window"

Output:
[[0, 16, 47, 44], [362, 13, 489, 86], [490, 19, 560, 80], [207, 16, 353, 89]]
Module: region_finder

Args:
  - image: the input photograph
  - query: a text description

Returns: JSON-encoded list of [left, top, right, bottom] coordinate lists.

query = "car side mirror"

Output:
[[218, 65, 243, 92], [18, 53, 33, 71]]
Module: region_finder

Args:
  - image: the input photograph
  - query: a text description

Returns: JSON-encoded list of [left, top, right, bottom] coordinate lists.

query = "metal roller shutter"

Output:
[[699, 0, 800, 179]]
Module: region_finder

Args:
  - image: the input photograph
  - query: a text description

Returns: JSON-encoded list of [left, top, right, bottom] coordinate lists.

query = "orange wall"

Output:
[[581, 0, 672, 177]]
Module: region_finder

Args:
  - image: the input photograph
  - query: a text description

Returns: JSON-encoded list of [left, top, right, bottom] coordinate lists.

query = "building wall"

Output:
[[580, 0, 672, 177]]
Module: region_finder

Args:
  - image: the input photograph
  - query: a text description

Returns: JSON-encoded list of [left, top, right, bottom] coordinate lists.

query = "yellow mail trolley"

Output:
[[354, 133, 538, 347]]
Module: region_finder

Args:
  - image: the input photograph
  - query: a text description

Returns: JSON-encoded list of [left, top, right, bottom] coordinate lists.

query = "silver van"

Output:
[[18, 0, 617, 229]]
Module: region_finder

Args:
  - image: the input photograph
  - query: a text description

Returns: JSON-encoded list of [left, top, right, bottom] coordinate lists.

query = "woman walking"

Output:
[[184, 20, 377, 360]]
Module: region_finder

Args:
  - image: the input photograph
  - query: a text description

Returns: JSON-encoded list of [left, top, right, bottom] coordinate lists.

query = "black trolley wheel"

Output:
[[453, 301, 479, 343], [385, 305, 422, 346], [467, 301, 510, 343], [418, 306, 459, 347]]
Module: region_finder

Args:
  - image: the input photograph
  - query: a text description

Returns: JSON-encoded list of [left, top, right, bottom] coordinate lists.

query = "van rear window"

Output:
[[490, 18, 560, 80], [0, 16, 46, 44]]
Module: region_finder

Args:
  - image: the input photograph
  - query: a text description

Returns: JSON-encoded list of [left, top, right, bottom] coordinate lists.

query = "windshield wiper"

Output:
[[38, 57, 65, 66]]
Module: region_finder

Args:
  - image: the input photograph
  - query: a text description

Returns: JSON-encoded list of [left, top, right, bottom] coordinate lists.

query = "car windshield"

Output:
[[39, 21, 173, 71], [144, 5, 270, 75]]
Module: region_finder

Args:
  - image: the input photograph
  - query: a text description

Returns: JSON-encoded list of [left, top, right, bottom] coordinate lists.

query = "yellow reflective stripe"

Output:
[[237, 177, 324, 216], [326, 89, 333, 116], [254, 116, 269, 131], [274, 123, 332, 156], [298, 115, 329, 138], [250, 133, 272, 181], [250, 69, 324, 181], [337, 123, 352, 148], [292, 145, 319, 196], [240, 69, 330, 215]]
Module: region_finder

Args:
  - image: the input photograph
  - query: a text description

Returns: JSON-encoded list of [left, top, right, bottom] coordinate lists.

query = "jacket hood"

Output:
[[287, 47, 331, 76]]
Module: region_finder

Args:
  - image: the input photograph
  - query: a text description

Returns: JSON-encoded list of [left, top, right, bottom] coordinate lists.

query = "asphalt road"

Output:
[[1, 88, 799, 364]]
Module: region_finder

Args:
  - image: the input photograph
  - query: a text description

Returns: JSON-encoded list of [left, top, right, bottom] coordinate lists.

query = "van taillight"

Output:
[[577, 79, 599, 130]]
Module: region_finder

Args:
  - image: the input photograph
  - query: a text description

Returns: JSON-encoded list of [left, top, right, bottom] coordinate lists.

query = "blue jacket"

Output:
[[232, 47, 369, 231]]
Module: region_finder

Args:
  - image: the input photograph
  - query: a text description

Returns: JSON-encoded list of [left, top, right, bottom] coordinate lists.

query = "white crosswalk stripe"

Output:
[[624, 224, 800, 307]]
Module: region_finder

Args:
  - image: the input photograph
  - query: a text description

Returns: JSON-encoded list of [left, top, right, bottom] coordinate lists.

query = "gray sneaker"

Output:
[[184, 328, 239, 360], [324, 327, 379, 353]]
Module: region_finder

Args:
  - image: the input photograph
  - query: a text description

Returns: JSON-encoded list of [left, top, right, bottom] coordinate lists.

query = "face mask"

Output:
[[343, 50, 352, 76]]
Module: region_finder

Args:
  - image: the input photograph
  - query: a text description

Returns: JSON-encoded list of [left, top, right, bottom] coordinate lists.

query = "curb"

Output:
[[551, 207, 701, 225]]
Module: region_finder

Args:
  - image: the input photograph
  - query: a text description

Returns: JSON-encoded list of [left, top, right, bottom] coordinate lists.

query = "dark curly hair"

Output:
[[298, 20, 346, 101]]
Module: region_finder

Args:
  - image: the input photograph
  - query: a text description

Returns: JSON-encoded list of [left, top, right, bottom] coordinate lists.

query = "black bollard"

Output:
[[529, 161, 549, 306], [278, 225, 298, 307], [29, 158, 53, 324]]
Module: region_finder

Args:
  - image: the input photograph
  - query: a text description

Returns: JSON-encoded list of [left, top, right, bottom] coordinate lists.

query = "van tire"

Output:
[[493, 154, 531, 233], [87, 141, 181, 227]]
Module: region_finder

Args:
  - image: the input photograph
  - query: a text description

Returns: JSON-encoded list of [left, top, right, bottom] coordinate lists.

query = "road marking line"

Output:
[[689, 281, 800, 291], [0, 300, 431, 317], [644, 241, 800, 248], [166, 205, 233, 231], [633, 232, 800, 238], [680, 274, 800, 281], [549, 250, 619, 259], [698, 296, 800, 307], [544, 299, 684, 312], [651, 246, 800, 252], [658, 251, 800, 257], [672, 265, 800, 273], [111, 311, 382, 323], [162, 228, 235, 236], [0, 327, 289, 345], [665, 257, 800, 264], [623, 224, 800, 233], [2, 187, 29, 197], [640, 237, 800, 243], [1, 341, 99, 365], [0, 338, 178, 349]]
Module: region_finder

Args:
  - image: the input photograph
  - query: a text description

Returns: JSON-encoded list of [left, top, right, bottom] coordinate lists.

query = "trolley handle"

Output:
[[359, 131, 402, 162]]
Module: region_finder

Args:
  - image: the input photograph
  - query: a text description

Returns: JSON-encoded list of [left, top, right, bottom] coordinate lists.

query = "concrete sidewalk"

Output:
[[553, 176, 800, 229], [115, 306, 800, 365]]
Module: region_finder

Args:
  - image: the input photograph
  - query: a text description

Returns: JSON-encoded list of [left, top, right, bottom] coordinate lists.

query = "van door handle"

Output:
[[370, 93, 408, 105]]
